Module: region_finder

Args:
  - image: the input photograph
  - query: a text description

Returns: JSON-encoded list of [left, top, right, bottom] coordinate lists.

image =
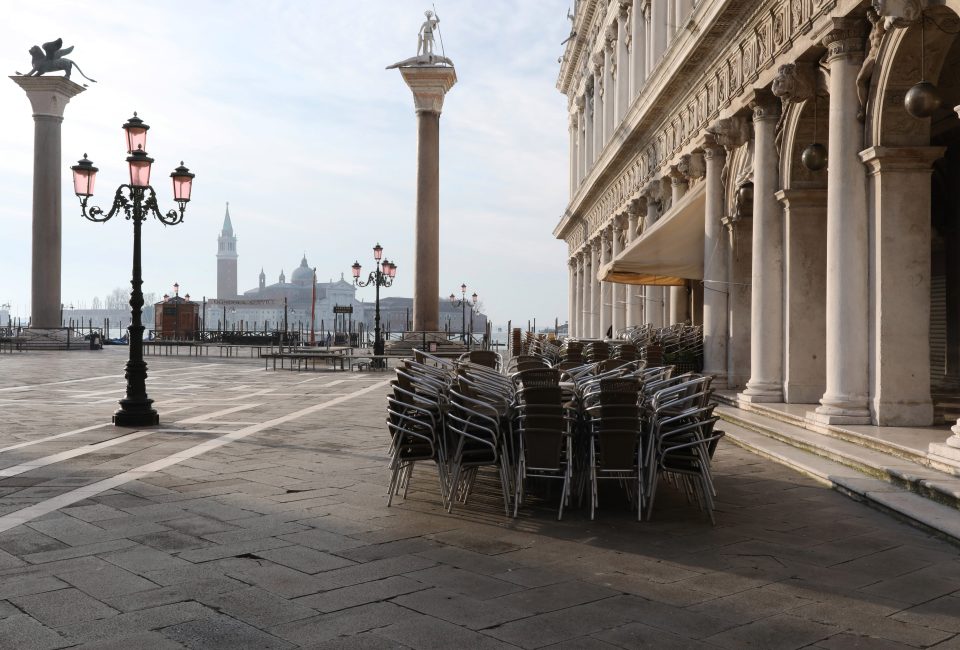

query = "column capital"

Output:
[[748, 88, 781, 123], [859, 145, 946, 173], [618, 1, 632, 21], [398, 65, 458, 114], [821, 17, 868, 64], [10, 75, 85, 118]]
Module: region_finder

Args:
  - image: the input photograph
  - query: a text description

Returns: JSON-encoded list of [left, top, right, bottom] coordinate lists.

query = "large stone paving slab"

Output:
[[0, 350, 956, 648]]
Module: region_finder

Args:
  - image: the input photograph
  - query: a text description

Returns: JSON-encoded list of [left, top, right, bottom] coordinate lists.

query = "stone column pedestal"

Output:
[[929, 420, 960, 470], [397, 65, 457, 334], [10, 76, 85, 329]]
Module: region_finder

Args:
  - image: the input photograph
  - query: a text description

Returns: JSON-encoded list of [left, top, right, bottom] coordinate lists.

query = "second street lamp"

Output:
[[352, 243, 396, 368], [449, 283, 472, 345], [71, 112, 195, 427]]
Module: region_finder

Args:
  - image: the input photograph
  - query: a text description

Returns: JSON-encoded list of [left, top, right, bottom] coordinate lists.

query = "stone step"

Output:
[[716, 405, 960, 510], [720, 420, 960, 545]]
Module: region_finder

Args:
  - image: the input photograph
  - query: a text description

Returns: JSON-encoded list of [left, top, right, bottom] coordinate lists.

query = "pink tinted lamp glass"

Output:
[[129, 160, 152, 188], [172, 175, 193, 202], [73, 168, 96, 197]]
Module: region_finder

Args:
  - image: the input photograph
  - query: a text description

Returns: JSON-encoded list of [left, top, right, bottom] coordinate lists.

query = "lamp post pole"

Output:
[[352, 243, 397, 368], [202, 296, 206, 341], [449, 284, 478, 346], [71, 113, 195, 427]]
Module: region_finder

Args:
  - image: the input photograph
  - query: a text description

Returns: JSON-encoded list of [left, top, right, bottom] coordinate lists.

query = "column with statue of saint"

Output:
[[388, 10, 457, 335]]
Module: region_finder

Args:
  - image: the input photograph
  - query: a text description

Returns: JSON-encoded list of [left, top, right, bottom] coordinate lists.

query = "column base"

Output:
[[928, 441, 960, 471], [738, 380, 783, 403], [703, 370, 727, 391], [807, 397, 871, 425], [113, 400, 159, 428]]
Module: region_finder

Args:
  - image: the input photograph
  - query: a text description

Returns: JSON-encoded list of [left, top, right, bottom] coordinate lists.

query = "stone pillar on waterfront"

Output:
[[810, 19, 871, 424], [393, 62, 457, 334], [702, 142, 727, 387], [10, 76, 85, 329], [740, 91, 784, 404]]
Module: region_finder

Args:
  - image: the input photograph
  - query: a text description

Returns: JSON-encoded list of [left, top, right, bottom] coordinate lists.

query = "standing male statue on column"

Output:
[[417, 10, 440, 57]]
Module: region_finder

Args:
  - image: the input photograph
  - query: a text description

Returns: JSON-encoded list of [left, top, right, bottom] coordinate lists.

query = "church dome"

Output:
[[291, 255, 314, 286]]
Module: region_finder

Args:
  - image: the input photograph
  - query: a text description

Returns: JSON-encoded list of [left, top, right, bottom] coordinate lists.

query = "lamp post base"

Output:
[[113, 400, 159, 427]]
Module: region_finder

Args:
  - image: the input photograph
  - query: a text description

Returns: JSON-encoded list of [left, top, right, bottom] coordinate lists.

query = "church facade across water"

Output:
[[209, 204, 368, 333]]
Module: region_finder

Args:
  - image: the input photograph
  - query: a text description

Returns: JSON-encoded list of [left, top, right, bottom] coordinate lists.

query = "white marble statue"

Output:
[[418, 10, 440, 57]]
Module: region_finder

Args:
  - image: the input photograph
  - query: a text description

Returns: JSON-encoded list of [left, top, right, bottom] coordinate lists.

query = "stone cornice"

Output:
[[560, 0, 842, 253]]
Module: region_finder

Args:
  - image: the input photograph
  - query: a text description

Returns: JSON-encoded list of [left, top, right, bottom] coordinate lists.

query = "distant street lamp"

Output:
[[71, 112, 195, 427], [449, 283, 473, 344], [352, 243, 396, 367]]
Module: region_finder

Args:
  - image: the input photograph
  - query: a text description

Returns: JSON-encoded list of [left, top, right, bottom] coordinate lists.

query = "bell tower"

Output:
[[217, 202, 238, 299]]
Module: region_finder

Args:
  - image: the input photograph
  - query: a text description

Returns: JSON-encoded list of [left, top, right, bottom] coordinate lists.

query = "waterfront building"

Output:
[[554, 0, 960, 462]]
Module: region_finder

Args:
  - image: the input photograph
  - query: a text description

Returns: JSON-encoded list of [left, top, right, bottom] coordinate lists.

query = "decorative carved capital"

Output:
[[822, 17, 868, 63], [702, 144, 726, 161], [749, 88, 781, 122], [707, 115, 751, 149], [642, 179, 663, 202], [627, 196, 647, 217]]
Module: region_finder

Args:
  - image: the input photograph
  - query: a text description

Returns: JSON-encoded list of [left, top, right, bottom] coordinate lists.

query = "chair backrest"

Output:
[[460, 349, 501, 370], [512, 368, 561, 390]]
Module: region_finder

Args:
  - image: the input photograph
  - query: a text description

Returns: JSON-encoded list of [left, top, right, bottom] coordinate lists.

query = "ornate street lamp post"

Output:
[[352, 243, 397, 368], [449, 283, 470, 344], [71, 112, 195, 427]]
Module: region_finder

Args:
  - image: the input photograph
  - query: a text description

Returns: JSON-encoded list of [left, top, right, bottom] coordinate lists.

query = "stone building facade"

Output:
[[555, 0, 960, 458]]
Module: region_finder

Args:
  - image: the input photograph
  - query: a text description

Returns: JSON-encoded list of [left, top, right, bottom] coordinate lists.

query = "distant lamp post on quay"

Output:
[[352, 243, 396, 367], [71, 112, 195, 427], [449, 283, 476, 345]]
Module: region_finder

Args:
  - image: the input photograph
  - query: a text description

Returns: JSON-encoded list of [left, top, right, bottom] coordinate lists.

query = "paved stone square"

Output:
[[0, 350, 957, 648]]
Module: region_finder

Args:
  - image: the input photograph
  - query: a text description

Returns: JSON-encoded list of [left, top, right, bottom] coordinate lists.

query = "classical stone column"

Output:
[[11, 76, 85, 329], [397, 65, 457, 333], [577, 96, 587, 183], [644, 2, 655, 78], [586, 82, 595, 170], [615, 5, 631, 122], [568, 256, 577, 338], [600, 227, 613, 338], [590, 237, 602, 337], [612, 216, 626, 334], [702, 143, 727, 386], [669, 165, 689, 325], [666, 0, 677, 39], [740, 91, 784, 403], [592, 61, 605, 161], [569, 111, 578, 198], [675, 0, 693, 30], [603, 39, 616, 144], [630, 0, 646, 98], [810, 19, 871, 424], [861, 146, 943, 425], [777, 188, 827, 404], [651, 0, 668, 70], [626, 198, 646, 328], [726, 214, 753, 389], [580, 244, 588, 337], [641, 184, 664, 328]]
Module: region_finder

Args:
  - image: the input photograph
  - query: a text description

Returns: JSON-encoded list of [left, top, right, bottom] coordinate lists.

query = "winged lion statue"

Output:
[[16, 38, 96, 83]]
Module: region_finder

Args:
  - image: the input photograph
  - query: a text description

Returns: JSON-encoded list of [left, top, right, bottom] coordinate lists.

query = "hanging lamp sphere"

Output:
[[905, 81, 942, 119], [801, 143, 828, 171]]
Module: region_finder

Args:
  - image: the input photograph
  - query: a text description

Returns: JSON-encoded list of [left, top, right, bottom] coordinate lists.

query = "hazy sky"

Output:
[[0, 1, 571, 326]]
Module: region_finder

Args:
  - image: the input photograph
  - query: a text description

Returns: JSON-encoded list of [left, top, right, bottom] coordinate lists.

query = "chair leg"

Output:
[[402, 463, 414, 499], [387, 459, 402, 507]]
